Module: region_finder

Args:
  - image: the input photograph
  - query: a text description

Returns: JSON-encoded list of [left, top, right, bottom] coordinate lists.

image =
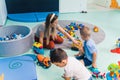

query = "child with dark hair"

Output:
[[35, 13, 78, 49], [50, 48, 92, 80], [75, 26, 97, 68]]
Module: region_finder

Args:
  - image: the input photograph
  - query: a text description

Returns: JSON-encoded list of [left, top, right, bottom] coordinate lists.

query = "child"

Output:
[[50, 48, 92, 80], [75, 26, 97, 68], [35, 13, 78, 49]]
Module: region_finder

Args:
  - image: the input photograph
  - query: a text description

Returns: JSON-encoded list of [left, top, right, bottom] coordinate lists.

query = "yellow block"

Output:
[[0, 74, 4, 80]]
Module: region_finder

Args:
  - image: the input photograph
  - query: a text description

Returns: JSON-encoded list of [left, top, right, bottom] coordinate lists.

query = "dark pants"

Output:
[[76, 55, 92, 66]]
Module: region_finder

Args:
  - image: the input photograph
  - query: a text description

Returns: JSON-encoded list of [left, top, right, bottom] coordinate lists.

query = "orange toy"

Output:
[[93, 26, 99, 32], [110, 0, 118, 8], [37, 54, 51, 68]]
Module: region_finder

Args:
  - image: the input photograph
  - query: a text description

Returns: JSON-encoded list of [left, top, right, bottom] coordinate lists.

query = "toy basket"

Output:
[[0, 25, 33, 57]]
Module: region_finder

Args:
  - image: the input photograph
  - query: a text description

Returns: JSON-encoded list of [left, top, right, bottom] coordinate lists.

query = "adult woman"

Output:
[[35, 13, 77, 49]]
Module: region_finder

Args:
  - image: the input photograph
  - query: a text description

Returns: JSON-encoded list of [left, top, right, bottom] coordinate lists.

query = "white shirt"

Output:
[[64, 57, 91, 80]]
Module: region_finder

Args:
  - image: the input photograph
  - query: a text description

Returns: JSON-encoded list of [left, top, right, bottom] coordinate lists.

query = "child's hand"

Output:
[[73, 39, 79, 45], [78, 46, 84, 51], [73, 40, 82, 50], [54, 34, 58, 40]]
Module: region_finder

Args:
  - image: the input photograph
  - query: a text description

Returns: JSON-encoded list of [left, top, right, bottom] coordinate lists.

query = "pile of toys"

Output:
[[57, 22, 85, 51], [58, 22, 84, 39], [111, 38, 120, 54], [0, 33, 24, 41], [106, 62, 120, 80], [32, 42, 51, 69], [88, 67, 105, 79]]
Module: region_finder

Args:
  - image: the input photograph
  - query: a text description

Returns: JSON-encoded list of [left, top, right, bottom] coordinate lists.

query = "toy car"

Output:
[[32, 42, 44, 55], [37, 54, 51, 69], [71, 39, 82, 51]]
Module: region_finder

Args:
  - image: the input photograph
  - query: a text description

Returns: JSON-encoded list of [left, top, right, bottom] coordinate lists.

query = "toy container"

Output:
[[0, 25, 33, 56]]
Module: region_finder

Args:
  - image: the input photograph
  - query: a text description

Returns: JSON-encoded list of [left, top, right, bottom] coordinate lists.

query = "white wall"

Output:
[[93, 0, 120, 7], [0, 0, 7, 26], [59, 0, 82, 13], [88, 0, 95, 4], [59, 0, 95, 13], [117, 0, 120, 5], [95, 0, 109, 7]]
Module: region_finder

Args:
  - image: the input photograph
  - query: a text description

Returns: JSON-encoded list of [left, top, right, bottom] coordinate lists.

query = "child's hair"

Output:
[[50, 48, 68, 63], [80, 26, 91, 37], [44, 13, 58, 44]]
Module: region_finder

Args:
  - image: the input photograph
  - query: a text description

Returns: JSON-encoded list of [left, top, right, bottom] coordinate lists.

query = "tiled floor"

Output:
[[4, 4, 120, 80]]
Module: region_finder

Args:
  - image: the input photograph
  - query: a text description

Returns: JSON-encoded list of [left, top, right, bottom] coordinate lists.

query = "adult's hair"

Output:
[[50, 48, 68, 63], [44, 13, 58, 44]]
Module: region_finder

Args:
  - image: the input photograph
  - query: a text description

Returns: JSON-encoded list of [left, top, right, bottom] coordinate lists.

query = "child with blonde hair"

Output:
[[75, 26, 97, 68]]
